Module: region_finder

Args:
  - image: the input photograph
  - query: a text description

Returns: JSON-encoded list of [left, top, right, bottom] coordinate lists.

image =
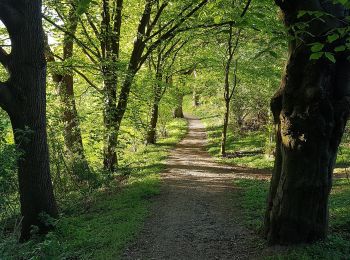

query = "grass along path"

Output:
[[0, 119, 188, 260], [234, 178, 350, 259]]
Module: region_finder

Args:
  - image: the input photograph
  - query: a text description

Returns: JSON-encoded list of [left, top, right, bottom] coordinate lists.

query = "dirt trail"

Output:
[[122, 115, 269, 260]]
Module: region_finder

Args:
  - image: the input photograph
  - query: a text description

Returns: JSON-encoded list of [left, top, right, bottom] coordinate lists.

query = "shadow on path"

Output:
[[122, 115, 268, 260]]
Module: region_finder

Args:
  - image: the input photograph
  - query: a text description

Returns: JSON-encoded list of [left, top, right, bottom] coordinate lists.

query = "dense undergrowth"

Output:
[[0, 119, 187, 260]]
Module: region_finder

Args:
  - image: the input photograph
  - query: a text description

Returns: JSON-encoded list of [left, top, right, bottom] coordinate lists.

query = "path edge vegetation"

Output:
[[0, 118, 188, 259]]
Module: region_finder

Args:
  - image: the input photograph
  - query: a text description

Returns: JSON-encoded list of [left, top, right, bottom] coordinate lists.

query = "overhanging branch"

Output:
[[0, 47, 9, 67], [241, 0, 252, 17], [43, 15, 100, 60], [140, 0, 208, 67], [0, 0, 22, 31]]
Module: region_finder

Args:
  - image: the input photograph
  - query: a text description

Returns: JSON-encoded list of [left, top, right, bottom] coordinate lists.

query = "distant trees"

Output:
[[47, 0, 209, 172], [146, 38, 188, 144], [265, 0, 350, 245], [0, 0, 57, 240]]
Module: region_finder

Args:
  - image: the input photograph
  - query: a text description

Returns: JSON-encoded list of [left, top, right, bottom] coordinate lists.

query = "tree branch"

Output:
[[0, 0, 22, 32], [84, 12, 101, 39], [146, 3, 194, 41], [78, 17, 102, 58], [146, 2, 168, 37], [73, 68, 103, 94], [176, 20, 236, 33], [140, 0, 208, 67], [43, 14, 100, 60], [0, 47, 9, 67], [241, 0, 252, 18]]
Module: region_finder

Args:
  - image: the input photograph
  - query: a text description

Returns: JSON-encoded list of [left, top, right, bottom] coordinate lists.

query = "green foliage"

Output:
[[187, 97, 275, 170], [233, 179, 269, 230], [1, 0, 350, 258]]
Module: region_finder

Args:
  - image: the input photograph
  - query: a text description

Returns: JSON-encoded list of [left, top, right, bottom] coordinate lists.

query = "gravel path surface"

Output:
[[122, 115, 269, 260]]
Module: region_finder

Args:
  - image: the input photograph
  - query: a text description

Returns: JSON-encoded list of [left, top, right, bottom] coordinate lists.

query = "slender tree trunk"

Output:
[[50, 7, 90, 176], [220, 25, 238, 157], [114, 5, 150, 150], [193, 90, 200, 107], [0, 0, 58, 241], [146, 96, 160, 144], [265, 0, 350, 245], [103, 78, 118, 172], [173, 94, 184, 118], [59, 74, 90, 175], [146, 65, 162, 145], [221, 99, 230, 156], [101, 0, 123, 173]]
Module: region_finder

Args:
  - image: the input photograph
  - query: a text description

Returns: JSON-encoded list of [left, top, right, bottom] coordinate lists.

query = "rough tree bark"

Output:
[[101, 0, 123, 172], [0, 0, 58, 241], [265, 0, 350, 245]]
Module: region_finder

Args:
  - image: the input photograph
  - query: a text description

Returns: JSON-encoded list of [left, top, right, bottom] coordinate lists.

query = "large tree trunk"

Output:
[[265, 0, 350, 245], [0, 0, 58, 241]]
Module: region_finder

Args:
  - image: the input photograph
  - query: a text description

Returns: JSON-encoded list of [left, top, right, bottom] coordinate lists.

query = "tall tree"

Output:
[[114, 0, 208, 157], [146, 37, 187, 144], [220, 25, 240, 156], [46, 0, 91, 177], [265, 0, 350, 245], [99, 0, 124, 172], [0, 0, 58, 240], [46, 0, 209, 172]]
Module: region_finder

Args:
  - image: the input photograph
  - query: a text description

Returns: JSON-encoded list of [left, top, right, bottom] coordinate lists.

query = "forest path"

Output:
[[122, 115, 268, 260]]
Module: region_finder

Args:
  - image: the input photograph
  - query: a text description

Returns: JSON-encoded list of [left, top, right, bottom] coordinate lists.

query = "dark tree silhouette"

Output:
[[265, 0, 350, 245], [0, 0, 58, 241]]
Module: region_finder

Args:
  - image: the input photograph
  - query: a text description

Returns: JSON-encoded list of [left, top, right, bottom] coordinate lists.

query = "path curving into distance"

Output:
[[122, 115, 270, 260]]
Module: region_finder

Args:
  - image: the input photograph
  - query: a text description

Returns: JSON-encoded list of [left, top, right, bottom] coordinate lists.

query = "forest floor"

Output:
[[122, 115, 272, 260]]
